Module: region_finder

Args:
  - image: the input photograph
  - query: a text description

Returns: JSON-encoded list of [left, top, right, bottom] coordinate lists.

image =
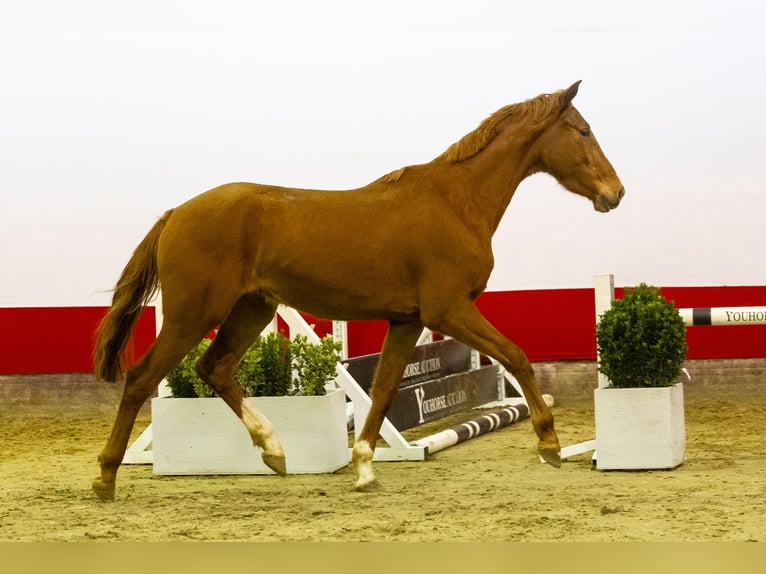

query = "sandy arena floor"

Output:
[[2, 383, 765, 542]]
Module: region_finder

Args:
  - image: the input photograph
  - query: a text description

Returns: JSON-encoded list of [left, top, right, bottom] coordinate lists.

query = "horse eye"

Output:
[[580, 128, 591, 137]]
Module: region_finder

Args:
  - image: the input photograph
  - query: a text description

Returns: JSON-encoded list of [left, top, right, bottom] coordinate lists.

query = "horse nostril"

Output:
[[618, 188, 626, 200]]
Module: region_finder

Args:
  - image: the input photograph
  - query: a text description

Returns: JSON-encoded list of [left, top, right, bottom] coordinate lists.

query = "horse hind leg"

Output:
[[195, 294, 286, 476], [352, 320, 424, 491], [93, 325, 208, 501], [425, 301, 561, 468]]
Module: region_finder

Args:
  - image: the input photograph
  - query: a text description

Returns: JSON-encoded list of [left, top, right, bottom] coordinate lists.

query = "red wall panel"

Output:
[[477, 286, 766, 362], [476, 289, 597, 362], [301, 286, 766, 362], [2, 285, 764, 374], [0, 307, 156, 375]]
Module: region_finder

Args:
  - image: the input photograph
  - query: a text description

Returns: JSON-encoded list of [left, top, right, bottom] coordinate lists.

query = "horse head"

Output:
[[535, 81, 625, 213]]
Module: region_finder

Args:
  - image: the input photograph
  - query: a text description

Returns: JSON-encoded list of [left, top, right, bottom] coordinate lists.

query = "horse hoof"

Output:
[[92, 479, 115, 501], [539, 447, 562, 468], [262, 453, 287, 476], [354, 477, 380, 492]]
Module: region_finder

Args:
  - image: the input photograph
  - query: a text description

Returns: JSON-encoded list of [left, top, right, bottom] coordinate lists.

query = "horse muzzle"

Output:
[[594, 188, 625, 213]]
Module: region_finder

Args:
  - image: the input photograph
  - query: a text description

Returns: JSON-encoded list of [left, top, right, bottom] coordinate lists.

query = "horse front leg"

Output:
[[352, 320, 424, 491], [425, 302, 562, 468]]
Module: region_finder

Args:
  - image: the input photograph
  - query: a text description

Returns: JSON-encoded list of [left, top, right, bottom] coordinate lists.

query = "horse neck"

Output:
[[440, 133, 539, 236]]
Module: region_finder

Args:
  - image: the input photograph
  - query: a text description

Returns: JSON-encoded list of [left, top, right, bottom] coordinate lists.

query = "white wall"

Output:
[[2, 1, 764, 307]]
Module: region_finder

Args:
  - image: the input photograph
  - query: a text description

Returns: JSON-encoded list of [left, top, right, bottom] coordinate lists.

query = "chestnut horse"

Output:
[[93, 81, 624, 500]]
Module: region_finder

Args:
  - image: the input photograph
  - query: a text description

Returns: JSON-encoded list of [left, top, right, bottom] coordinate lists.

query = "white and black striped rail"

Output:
[[411, 402, 529, 455], [678, 306, 766, 326]]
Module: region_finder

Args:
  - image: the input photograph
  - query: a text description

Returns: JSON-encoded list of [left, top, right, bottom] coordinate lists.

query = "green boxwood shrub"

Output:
[[596, 283, 688, 388], [166, 331, 342, 398], [165, 338, 213, 398], [237, 332, 293, 397], [290, 334, 344, 397]]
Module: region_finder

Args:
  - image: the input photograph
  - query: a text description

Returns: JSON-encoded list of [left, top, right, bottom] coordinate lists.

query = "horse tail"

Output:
[[94, 210, 173, 382]]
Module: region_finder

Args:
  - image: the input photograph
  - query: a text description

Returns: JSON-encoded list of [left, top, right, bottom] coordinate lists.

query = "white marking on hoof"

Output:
[[241, 399, 285, 459], [352, 440, 377, 491]]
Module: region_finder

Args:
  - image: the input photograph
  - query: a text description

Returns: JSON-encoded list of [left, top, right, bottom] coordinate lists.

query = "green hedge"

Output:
[[166, 331, 342, 398]]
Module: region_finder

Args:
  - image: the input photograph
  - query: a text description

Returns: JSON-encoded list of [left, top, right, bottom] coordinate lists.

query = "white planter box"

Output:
[[594, 383, 685, 470], [151, 389, 349, 475]]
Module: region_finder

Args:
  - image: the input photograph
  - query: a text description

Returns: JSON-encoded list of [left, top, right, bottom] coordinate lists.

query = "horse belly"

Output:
[[254, 250, 420, 322]]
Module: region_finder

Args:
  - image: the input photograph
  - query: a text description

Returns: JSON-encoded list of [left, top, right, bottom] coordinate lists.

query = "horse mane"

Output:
[[372, 89, 564, 185], [439, 90, 564, 164], [376, 167, 407, 184]]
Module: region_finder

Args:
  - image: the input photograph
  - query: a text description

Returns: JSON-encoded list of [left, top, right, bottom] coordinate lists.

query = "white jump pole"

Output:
[[553, 273, 615, 462], [594, 274, 615, 390], [155, 292, 171, 398], [678, 306, 766, 326], [412, 401, 529, 455]]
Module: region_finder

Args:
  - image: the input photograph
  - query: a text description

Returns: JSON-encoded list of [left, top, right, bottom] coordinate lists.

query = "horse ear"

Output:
[[560, 80, 582, 112]]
